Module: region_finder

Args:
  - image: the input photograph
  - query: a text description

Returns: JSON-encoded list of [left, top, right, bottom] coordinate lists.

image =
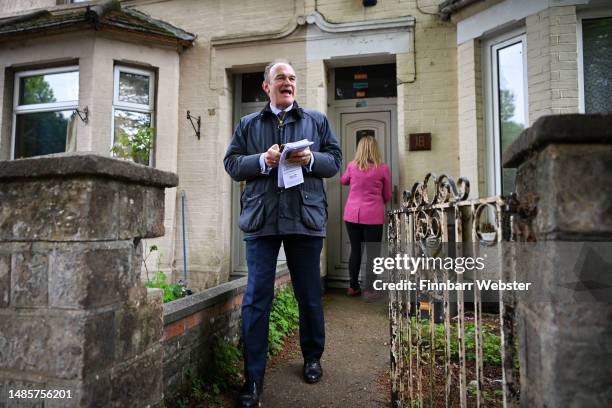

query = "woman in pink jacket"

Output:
[[341, 136, 391, 298]]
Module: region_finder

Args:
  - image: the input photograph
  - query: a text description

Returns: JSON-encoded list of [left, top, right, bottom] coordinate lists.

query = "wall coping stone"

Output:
[[502, 113, 612, 168], [163, 267, 289, 325], [0, 152, 178, 187]]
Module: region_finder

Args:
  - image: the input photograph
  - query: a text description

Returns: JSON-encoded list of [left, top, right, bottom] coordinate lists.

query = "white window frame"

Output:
[[483, 29, 528, 196], [577, 9, 612, 114], [110, 65, 155, 163], [11, 65, 79, 160]]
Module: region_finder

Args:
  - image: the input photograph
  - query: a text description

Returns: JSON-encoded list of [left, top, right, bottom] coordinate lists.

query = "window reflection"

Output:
[[583, 17, 612, 113], [118, 72, 150, 105], [497, 41, 525, 195], [18, 71, 79, 105], [113, 110, 151, 139], [14, 110, 74, 158]]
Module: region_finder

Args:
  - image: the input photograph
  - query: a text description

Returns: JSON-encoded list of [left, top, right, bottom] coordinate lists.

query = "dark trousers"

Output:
[[242, 235, 325, 382], [345, 221, 383, 291]]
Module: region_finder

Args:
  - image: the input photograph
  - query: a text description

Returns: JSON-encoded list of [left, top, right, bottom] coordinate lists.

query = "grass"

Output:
[[407, 316, 503, 366]]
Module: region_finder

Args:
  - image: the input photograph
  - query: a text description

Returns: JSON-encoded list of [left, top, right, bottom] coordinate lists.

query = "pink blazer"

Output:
[[341, 161, 391, 225]]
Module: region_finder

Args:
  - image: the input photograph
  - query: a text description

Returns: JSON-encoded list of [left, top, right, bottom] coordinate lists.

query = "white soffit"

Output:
[[457, 0, 589, 44]]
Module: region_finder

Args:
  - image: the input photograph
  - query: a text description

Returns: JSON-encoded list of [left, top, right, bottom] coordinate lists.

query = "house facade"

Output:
[[0, 0, 609, 291]]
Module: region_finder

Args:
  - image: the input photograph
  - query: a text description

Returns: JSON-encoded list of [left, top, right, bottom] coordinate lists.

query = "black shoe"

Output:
[[237, 379, 263, 408], [303, 359, 323, 384]]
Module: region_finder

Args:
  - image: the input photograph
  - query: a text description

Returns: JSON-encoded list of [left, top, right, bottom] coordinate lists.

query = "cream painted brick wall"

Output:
[[457, 39, 485, 198], [317, 0, 440, 22], [526, 6, 580, 122], [398, 11, 459, 193]]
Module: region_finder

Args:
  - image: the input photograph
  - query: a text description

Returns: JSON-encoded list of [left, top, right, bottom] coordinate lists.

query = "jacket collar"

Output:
[[260, 101, 304, 120]]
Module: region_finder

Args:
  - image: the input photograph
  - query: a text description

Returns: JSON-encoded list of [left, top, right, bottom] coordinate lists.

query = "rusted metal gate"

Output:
[[388, 174, 520, 408]]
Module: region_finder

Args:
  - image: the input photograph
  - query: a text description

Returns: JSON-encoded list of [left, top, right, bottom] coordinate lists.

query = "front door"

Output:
[[327, 109, 395, 287]]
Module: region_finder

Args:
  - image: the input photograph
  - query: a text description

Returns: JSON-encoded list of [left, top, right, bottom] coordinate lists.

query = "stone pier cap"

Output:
[[0, 152, 179, 241], [0, 152, 178, 187], [502, 113, 612, 168]]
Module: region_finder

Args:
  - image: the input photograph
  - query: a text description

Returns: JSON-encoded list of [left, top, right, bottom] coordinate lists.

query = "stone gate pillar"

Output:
[[503, 114, 612, 407], [0, 153, 178, 407]]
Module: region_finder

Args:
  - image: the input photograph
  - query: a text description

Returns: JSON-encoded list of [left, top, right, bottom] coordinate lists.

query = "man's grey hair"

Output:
[[263, 59, 293, 83]]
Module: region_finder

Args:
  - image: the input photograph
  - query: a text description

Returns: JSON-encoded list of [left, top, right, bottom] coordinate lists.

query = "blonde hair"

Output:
[[353, 136, 382, 171]]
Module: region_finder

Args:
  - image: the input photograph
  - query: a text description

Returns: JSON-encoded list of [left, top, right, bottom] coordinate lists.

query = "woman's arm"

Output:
[[382, 165, 392, 203], [340, 162, 352, 185]]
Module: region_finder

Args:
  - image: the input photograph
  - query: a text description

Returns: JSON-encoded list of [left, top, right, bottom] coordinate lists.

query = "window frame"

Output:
[[483, 29, 528, 196], [577, 9, 612, 114], [110, 65, 156, 163], [11, 65, 79, 160]]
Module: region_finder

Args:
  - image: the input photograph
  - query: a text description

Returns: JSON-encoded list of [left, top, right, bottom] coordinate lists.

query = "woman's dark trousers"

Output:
[[345, 221, 383, 291]]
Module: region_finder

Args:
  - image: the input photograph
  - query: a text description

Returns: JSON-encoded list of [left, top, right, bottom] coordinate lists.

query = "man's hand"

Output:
[[286, 147, 311, 166], [264, 144, 281, 168]]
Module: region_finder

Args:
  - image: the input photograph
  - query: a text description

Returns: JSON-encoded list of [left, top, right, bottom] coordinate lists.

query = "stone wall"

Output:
[[0, 153, 178, 408], [162, 269, 291, 401], [503, 113, 612, 407]]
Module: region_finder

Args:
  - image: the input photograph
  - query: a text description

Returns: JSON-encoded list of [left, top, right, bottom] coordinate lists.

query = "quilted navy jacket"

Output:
[[223, 101, 342, 238]]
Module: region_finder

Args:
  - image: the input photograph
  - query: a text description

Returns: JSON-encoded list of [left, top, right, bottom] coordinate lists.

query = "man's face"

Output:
[[263, 63, 296, 109]]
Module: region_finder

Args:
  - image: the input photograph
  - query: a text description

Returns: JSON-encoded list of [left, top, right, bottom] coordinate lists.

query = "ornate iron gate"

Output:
[[388, 174, 520, 408]]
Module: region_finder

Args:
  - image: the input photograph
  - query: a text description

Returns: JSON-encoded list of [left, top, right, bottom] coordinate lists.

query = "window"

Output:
[[112, 65, 155, 164], [485, 33, 528, 195], [334, 64, 396, 99], [355, 129, 376, 147], [579, 15, 612, 113], [12, 66, 79, 159], [241, 72, 268, 103]]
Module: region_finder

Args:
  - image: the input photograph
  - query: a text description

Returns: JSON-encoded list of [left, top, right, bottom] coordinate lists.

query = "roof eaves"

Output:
[[0, 0, 195, 48], [0, 9, 51, 26], [0, 14, 86, 36]]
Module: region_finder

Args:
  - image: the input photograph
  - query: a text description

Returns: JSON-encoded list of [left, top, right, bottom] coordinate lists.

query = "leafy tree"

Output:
[[499, 89, 516, 122], [111, 126, 155, 165], [21, 76, 56, 104]]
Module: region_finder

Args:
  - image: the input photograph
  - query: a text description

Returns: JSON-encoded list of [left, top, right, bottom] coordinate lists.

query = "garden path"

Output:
[[261, 289, 391, 408]]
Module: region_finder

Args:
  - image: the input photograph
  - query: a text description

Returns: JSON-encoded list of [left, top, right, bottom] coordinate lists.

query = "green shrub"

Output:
[[111, 127, 155, 165], [168, 286, 299, 407], [144, 272, 186, 303], [268, 286, 300, 357]]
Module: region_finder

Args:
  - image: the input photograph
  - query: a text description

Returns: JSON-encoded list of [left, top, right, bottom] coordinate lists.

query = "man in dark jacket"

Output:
[[224, 59, 342, 407]]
